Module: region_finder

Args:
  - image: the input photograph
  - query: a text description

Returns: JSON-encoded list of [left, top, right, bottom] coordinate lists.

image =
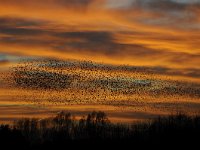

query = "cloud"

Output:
[[0, 1, 199, 72], [117, 0, 200, 11], [0, 0, 93, 8], [54, 0, 92, 6], [135, 0, 196, 11], [0, 0, 200, 123], [109, 0, 200, 29], [0, 16, 199, 70], [0, 54, 9, 64]]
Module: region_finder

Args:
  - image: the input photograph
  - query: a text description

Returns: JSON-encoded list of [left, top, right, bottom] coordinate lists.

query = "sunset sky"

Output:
[[0, 0, 200, 123], [0, 0, 199, 69]]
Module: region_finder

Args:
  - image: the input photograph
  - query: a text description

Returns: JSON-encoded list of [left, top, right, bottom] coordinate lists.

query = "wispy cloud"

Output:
[[0, 0, 199, 71]]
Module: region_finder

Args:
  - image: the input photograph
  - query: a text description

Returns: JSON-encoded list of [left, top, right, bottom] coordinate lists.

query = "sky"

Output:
[[0, 0, 199, 69], [0, 0, 200, 123]]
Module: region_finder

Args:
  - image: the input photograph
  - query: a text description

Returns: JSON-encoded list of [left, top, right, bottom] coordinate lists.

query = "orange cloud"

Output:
[[0, 0, 199, 70]]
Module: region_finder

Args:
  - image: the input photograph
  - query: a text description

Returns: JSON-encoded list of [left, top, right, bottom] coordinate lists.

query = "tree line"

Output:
[[0, 111, 200, 149]]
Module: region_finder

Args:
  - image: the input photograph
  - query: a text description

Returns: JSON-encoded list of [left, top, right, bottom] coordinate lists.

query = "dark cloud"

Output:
[[56, 31, 113, 44], [0, 0, 93, 8], [54, 31, 118, 55], [0, 27, 44, 36], [170, 53, 200, 63], [182, 68, 200, 78], [0, 36, 53, 47], [56, 0, 92, 7], [0, 16, 199, 72], [0, 17, 47, 35], [133, 0, 200, 11], [53, 31, 161, 57], [0, 18, 155, 57], [124, 0, 200, 28], [0, 17, 45, 27]]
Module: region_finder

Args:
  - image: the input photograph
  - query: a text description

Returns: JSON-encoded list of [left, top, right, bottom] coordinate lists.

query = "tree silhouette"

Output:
[[0, 111, 199, 149]]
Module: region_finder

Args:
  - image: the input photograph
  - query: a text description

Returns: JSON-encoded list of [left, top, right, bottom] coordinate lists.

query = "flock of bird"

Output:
[[4, 59, 200, 113]]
